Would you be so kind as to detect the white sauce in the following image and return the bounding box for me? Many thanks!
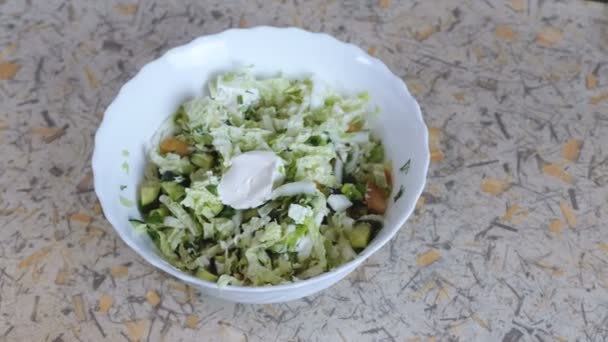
[218,151,284,209]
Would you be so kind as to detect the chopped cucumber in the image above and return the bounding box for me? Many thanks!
[140,180,160,207]
[206,184,218,196]
[160,181,185,201]
[195,268,218,282]
[147,206,169,224]
[341,183,364,201]
[347,203,368,219]
[191,153,215,169]
[144,162,159,181]
[217,206,236,219]
[242,208,258,222]
[348,223,372,249]
[368,144,384,163]
[129,220,148,234]
[192,133,213,145]
[190,168,208,182]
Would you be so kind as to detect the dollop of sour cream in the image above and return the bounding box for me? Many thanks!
[218,151,285,209]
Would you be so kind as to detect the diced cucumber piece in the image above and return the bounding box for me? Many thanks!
[217,206,236,219]
[347,203,368,219]
[206,184,218,196]
[368,144,384,163]
[191,153,215,169]
[143,162,159,181]
[190,168,208,182]
[160,182,185,201]
[242,208,258,222]
[341,183,365,201]
[147,207,169,224]
[195,268,218,282]
[348,223,372,249]
[140,180,160,207]
[192,133,213,145]
[129,220,148,234]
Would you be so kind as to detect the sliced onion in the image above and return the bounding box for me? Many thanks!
[334,157,344,185]
[329,131,342,143]
[295,236,313,259]
[215,261,225,274]
[336,144,349,162]
[345,143,360,174]
[262,114,275,132]
[327,194,353,212]
[345,131,370,144]
[339,237,357,261]
[357,214,385,225]
[314,210,326,226]
[195,255,210,267]
[270,181,317,199]
[219,240,233,251]
[258,201,279,217]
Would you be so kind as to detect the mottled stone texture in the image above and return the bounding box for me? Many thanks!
[1,0,607,341]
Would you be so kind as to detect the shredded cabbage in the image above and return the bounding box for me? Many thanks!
[181,181,224,220]
[134,70,391,286]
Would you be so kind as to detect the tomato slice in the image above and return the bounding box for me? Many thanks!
[160,137,190,156]
[366,182,387,214]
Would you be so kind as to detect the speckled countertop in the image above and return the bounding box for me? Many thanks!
[1,0,608,341]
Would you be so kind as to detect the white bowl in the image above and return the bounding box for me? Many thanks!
[93,27,429,304]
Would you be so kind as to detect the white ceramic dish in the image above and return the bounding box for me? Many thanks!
[93,27,429,304]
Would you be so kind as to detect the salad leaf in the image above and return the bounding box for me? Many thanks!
[288,204,313,224]
[183,98,228,131]
[150,150,192,174]
[202,217,236,240]
[159,195,201,236]
[181,181,224,220]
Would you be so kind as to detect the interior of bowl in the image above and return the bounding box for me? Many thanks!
[93,27,429,292]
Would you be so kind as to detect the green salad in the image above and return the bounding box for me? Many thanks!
[132,70,392,286]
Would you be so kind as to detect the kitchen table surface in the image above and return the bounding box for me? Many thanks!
[1,0,607,341]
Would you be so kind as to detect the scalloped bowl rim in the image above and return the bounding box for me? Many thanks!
[93,26,429,295]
